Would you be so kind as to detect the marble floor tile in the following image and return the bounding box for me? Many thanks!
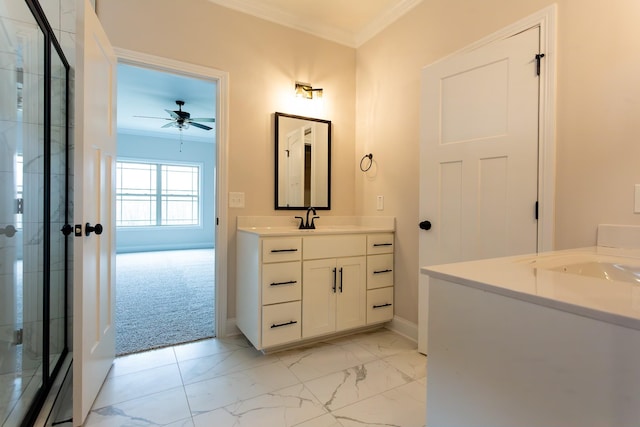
[292,412,345,427]
[383,350,427,380]
[107,346,177,378]
[86,329,426,427]
[304,359,412,411]
[93,363,183,409]
[192,384,326,427]
[278,341,377,382]
[185,361,299,415]
[178,346,278,385]
[166,418,195,427]
[173,335,251,362]
[351,330,418,358]
[332,380,426,427]
[85,387,192,427]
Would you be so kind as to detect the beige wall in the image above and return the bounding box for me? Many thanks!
[96,0,357,320]
[98,0,640,328]
[357,0,640,324]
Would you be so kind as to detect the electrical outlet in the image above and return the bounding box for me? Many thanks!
[376,195,384,211]
[229,192,245,208]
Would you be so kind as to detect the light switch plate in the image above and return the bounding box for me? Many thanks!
[229,192,245,208]
[376,195,384,211]
[635,185,640,213]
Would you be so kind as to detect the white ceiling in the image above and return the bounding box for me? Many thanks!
[117,63,217,143]
[117,1,422,142]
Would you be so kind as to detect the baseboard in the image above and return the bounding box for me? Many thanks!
[224,317,241,337]
[385,315,418,343]
[225,316,417,344]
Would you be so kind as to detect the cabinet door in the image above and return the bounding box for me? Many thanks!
[302,258,337,338]
[336,256,367,331]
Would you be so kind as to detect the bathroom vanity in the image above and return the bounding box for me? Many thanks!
[236,216,395,351]
[421,224,640,427]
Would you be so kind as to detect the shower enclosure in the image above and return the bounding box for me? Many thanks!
[1,1,70,425]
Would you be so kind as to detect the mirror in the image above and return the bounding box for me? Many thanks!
[275,112,331,210]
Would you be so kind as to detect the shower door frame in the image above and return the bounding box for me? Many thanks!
[12,1,71,426]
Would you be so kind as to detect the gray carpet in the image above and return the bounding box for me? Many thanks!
[115,249,215,355]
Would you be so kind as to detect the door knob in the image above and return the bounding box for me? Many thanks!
[0,225,17,238]
[419,220,432,231]
[61,224,73,236]
[85,222,103,236]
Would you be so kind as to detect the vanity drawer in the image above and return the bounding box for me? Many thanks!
[262,301,301,348]
[262,262,301,305]
[367,233,394,255]
[303,234,366,260]
[262,237,302,263]
[367,287,394,324]
[367,254,394,289]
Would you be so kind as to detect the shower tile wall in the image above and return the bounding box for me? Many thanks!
[0,1,76,425]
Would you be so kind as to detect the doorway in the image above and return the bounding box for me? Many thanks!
[114,62,218,355]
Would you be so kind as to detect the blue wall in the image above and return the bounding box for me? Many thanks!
[116,133,215,253]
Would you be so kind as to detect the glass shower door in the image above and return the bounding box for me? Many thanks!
[1,1,70,424]
[1,1,56,425]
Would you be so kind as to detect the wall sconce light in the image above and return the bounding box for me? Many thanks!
[295,82,323,99]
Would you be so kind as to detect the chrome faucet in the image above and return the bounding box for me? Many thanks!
[295,207,319,230]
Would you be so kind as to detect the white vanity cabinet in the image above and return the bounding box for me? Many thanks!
[366,233,395,324]
[236,224,394,351]
[236,233,303,350]
[302,234,368,338]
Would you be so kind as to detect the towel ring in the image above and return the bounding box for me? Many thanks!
[360,153,373,172]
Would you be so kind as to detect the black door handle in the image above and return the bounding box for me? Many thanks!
[419,220,432,231]
[61,224,73,236]
[85,223,103,236]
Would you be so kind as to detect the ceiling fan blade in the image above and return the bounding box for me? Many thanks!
[190,122,213,131]
[133,115,171,120]
[189,118,215,122]
[161,121,178,128]
[165,109,180,120]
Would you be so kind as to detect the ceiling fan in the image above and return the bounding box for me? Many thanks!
[135,100,215,131]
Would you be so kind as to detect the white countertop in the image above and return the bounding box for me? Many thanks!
[421,246,640,331]
[237,216,395,236]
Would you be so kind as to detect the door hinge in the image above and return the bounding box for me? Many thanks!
[535,53,545,76]
[216,217,219,226]
[16,198,23,214]
[13,328,23,345]
[535,201,539,220]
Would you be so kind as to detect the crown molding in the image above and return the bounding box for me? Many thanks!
[206,0,423,48]
[355,0,423,47]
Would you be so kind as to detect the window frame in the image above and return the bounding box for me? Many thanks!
[115,158,204,229]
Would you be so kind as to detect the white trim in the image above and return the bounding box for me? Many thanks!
[385,316,418,343]
[422,4,557,252]
[225,317,241,337]
[356,0,424,47]
[113,48,230,337]
[205,0,423,48]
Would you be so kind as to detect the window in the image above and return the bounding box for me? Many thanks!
[116,161,200,227]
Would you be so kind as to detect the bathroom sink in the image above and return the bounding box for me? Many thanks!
[547,261,640,284]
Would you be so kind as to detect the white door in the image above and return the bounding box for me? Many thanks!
[286,128,305,207]
[418,27,541,353]
[72,0,117,424]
